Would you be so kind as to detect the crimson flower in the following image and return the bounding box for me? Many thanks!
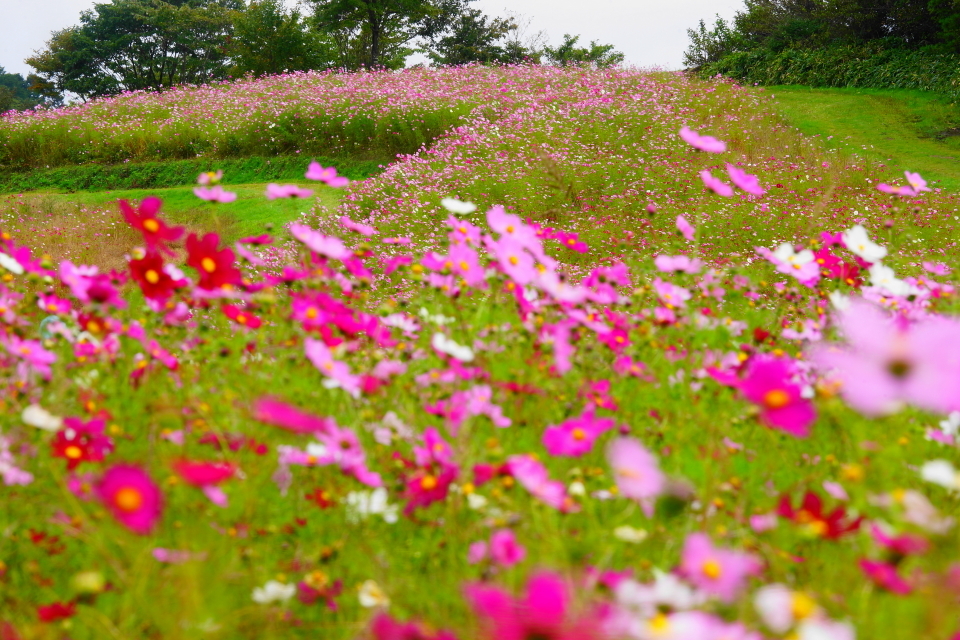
[129,252,180,301]
[51,418,114,470]
[777,491,862,539]
[185,233,242,290]
[222,304,262,328]
[37,601,76,622]
[119,197,183,254]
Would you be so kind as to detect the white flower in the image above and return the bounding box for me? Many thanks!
[431,333,474,362]
[754,584,820,633]
[939,412,960,437]
[868,263,913,297]
[797,618,856,640]
[0,253,23,275]
[418,307,453,326]
[613,525,648,543]
[568,480,586,496]
[22,404,62,432]
[773,243,815,269]
[828,290,850,311]
[920,459,960,491]
[252,580,296,604]
[358,579,390,608]
[345,488,398,523]
[616,570,704,618]
[842,225,887,263]
[466,492,488,510]
[440,198,476,215]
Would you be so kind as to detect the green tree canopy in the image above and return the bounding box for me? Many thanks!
[229,0,335,76]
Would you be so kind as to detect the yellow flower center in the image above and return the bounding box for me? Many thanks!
[572,428,586,441]
[143,219,159,233]
[201,257,217,273]
[306,307,318,319]
[114,487,144,512]
[791,592,816,619]
[144,269,160,284]
[648,613,670,634]
[64,445,83,459]
[420,475,438,490]
[508,255,519,266]
[763,389,790,409]
[702,560,722,579]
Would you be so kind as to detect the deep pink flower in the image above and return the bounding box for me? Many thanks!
[700,170,734,196]
[860,559,912,594]
[675,215,695,241]
[305,162,350,187]
[738,356,816,437]
[542,410,615,457]
[726,164,766,196]
[369,613,457,640]
[489,529,526,567]
[812,299,960,415]
[253,397,332,435]
[339,216,377,235]
[222,304,262,329]
[877,183,916,197]
[506,455,576,512]
[679,533,761,602]
[868,523,929,556]
[172,460,235,507]
[465,572,607,640]
[305,338,362,397]
[289,224,353,260]
[679,126,726,153]
[266,183,313,199]
[96,464,163,535]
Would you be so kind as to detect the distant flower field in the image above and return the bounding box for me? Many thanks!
[0,65,959,640]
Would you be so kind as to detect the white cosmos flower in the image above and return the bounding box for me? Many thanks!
[345,488,398,523]
[868,263,913,297]
[0,253,23,275]
[939,412,960,437]
[613,525,648,543]
[773,243,815,269]
[828,291,850,311]
[921,460,960,491]
[358,580,390,608]
[440,198,477,215]
[252,580,296,604]
[418,307,453,326]
[431,333,474,362]
[22,404,62,432]
[842,225,887,263]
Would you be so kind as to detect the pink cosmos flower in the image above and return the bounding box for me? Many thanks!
[193,185,237,203]
[653,278,691,308]
[876,183,916,197]
[172,460,235,507]
[59,261,126,308]
[738,355,816,438]
[506,455,576,512]
[489,529,526,567]
[96,464,163,535]
[266,183,313,200]
[654,255,702,273]
[448,242,487,288]
[679,533,762,602]
[288,224,353,260]
[811,299,960,415]
[3,335,56,380]
[606,436,664,509]
[726,164,766,196]
[465,571,607,640]
[613,355,651,379]
[489,236,537,285]
[487,205,540,248]
[253,397,332,435]
[675,215,695,241]
[679,126,727,153]
[305,338,362,397]
[904,171,931,193]
[868,523,929,556]
[305,162,350,187]
[339,216,377,236]
[700,170,734,196]
[542,410,615,457]
[197,170,223,186]
[38,293,71,315]
[859,559,912,594]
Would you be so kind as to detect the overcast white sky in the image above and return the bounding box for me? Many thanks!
[0,0,744,77]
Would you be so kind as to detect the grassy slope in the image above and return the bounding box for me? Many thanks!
[768,85,960,190]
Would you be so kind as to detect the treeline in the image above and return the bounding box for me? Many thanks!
[15,0,623,106]
[684,0,960,94]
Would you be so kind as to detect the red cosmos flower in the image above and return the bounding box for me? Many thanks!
[119,197,183,255]
[222,304,262,328]
[306,487,336,509]
[185,233,242,290]
[37,601,76,622]
[51,418,114,470]
[129,253,180,301]
[777,491,862,539]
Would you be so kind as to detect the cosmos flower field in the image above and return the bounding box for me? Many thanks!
[1,65,960,639]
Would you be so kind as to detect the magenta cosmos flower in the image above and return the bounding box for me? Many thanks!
[812,299,960,415]
[726,163,766,196]
[305,161,350,187]
[96,464,163,535]
[305,338,362,397]
[542,410,615,457]
[679,126,727,153]
[679,533,761,602]
[465,572,608,640]
[194,185,237,203]
[700,170,734,196]
[506,455,576,512]
[738,355,816,438]
[266,183,313,200]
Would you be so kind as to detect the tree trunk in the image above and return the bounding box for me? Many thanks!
[369,10,380,68]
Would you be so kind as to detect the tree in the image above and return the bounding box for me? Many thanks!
[541,34,624,68]
[308,0,453,68]
[229,0,335,76]
[421,8,516,65]
[27,0,240,99]
[0,67,50,111]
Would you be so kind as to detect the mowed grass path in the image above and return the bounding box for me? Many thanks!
[769,85,960,190]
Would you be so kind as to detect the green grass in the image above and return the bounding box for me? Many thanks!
[768,85,960,190]
[0,155,384,195]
